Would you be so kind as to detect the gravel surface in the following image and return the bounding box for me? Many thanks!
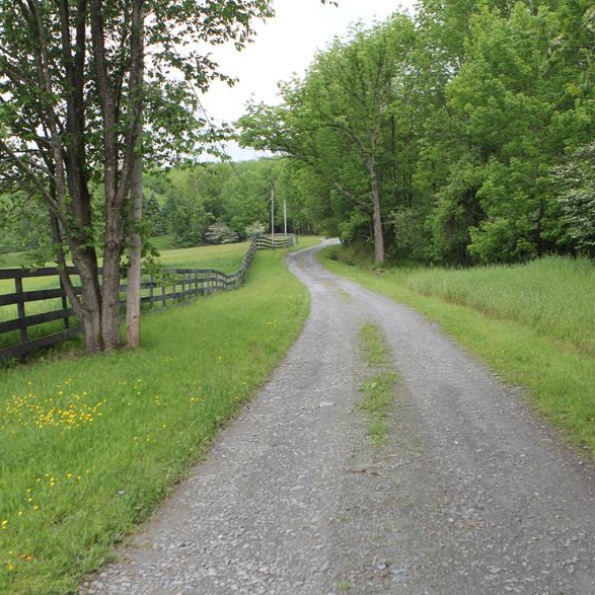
[81,241,595,594]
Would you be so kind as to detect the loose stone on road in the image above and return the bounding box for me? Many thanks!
[82,241,595,594]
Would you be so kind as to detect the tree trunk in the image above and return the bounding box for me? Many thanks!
[80,306,104,353]
[72,253,104,352]
[126,154,143,348]
[368,155,385,265]
[371,183,385,265]
[126,1,144,349]
[50,212,102,352]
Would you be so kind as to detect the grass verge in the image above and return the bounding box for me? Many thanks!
[0,245,312,595]
[320,247,595,456]
[357,322,397,445]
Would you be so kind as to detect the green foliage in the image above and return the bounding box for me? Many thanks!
[167,195,214,248]
[143,191,167,236]
[552,141,595,257]
[239,0,595,266]
[388,206,428,262]
[239,14,418,263]
[338,210,370,244]
[144,159,304,247]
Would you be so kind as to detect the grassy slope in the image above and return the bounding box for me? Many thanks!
[156,240,251,272]
[0,239,319,594]
[319,248,595,456]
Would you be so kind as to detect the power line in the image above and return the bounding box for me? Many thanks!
[170,44,252,192]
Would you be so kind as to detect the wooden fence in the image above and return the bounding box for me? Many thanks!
[255,233,297,250]
[0,234,296,363]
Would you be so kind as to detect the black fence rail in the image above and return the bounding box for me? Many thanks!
[0,234,297,362]
[0,266,81,361]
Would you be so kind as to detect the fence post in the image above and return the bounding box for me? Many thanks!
[59,277,70,330]
[15,276,28,346]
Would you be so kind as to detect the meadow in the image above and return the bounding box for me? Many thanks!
[0,238,318,594]
[320,248,595,455]
[154,238,250,272]
[405,256,595,356]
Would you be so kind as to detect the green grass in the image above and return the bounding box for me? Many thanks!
[0,245,312,594]
[320,248,595,455]
[358,322,390,368]
[155,241,250,272]
[0,242,253,352]
[405,255,595,356]
[357,322,397,445]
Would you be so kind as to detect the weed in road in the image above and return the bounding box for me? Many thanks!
[358,322,390,368]
[357,322,397,445]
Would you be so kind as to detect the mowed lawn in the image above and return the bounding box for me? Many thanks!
[0,238,319,595]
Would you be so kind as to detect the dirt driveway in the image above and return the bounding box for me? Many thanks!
[82,241,595,594]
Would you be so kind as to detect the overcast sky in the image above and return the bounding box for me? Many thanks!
[199,0,417,160]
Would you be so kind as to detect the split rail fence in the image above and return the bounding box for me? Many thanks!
[0,234,297,362]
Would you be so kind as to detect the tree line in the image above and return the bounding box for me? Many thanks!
[238,0,595,265]
[1,158,306,259]
[143,159,312,247]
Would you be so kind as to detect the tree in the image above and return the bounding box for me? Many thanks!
[0,0,273,352]
[239,15,417,264]
[552,141,595,257]
[444,4,590,263]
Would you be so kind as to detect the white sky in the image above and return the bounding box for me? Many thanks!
[199,0,417,160]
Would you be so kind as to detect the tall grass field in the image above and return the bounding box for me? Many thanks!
[0,239,318,594]
[406,256,595,356]
[320,248,595,456]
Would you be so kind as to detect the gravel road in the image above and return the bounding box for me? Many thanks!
[81,240,595,595]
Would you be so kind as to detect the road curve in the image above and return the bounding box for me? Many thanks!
[82,241,595,595]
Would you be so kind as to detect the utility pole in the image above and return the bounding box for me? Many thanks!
[270,183,275,247]
[283,197,287,236]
